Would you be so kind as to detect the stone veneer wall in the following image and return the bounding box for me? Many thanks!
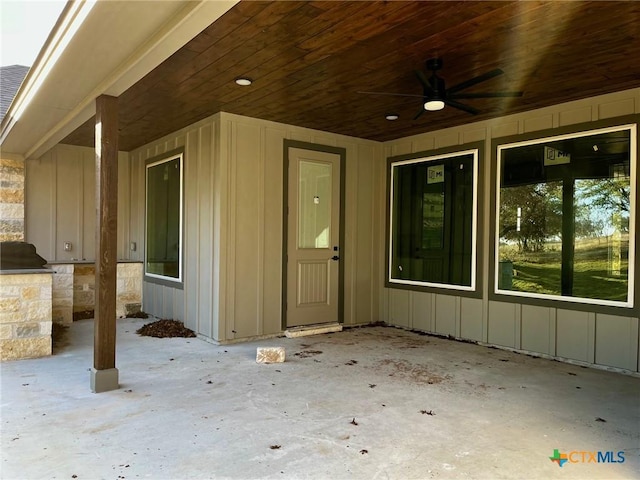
[73,264,95,314]
[0,156,25,241]
[116,263,143,318]
[49,262,143,323]
[51,264,73,325]
[0,272,52,361]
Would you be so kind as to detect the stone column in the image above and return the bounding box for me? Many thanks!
[0,272,52,361]
[0,155,25,241]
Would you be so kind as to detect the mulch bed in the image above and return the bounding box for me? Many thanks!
[136,319,196,338]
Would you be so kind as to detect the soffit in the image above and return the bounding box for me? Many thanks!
[1,0,238,158]
[44,1,640,151]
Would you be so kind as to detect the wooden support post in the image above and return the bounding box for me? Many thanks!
[91,95,119,393]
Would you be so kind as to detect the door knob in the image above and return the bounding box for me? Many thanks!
[331,255,340,261]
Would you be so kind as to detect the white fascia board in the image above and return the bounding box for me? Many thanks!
[0,0,238,159]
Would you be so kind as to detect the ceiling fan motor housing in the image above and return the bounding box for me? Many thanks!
[428,75,445,96]
[426,58,443,71]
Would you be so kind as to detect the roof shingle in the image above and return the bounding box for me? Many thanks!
[0,65,30,123]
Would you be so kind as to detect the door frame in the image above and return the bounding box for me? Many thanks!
[282,140,346,330]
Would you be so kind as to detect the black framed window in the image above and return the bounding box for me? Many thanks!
[496,124,636,307]
[388,147,479,291]
[145,152,183,284]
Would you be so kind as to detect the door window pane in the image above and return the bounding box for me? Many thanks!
[298,160,332,249]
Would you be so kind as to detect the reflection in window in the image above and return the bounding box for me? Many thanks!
[422,191,444,249]
[389,148,478,289]
[497,125,635,306]
[146,153,182,282]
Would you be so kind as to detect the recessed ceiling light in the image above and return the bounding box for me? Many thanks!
[235,78,252,86]
[385,114,399,121]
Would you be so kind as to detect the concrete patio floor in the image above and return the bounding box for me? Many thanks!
[1,318,639,480]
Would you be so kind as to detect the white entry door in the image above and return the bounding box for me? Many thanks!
[286,147,341,327]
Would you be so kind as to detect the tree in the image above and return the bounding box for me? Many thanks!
[577,176,630,233]
[499,182,562,252]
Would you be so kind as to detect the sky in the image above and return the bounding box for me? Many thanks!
[1,0,66,67]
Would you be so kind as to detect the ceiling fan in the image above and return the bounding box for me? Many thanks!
[360,58,523,119]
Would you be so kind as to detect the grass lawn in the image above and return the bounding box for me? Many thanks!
[501,239,629,302]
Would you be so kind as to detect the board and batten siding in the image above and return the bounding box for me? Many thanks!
[127,115,221,336]
[380,88,640,373]
[129,112,383,342]
[25,144,130,263]
[23,88,638,372]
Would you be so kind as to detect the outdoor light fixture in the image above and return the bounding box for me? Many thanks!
[235,77,252,86]
[385,114,399,121]
[424,100,445,111]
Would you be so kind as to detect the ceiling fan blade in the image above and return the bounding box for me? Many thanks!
[447,68,504,94]
[357,91,425,98]
[444,99,479,115]
[414,70,435,96]
[450,91,523,99]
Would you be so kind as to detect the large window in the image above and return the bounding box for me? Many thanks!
[496,124,636,307]
[145,151,183,284]
[388,146,479,291]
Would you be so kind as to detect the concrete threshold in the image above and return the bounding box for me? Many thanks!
[285,322,343,338]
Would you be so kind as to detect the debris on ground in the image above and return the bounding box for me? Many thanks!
[270,445,281,450]
[367,321,388,327]
[293,350,322,358]
[595,417,607,422]
[345,359,358,365]
[420,410,435,416]
[73,310,94,321]
[127,310,149,319]
[136,319,196,338]
[256,347,286,363]
[360,449,368,454]
[350,418,358,426]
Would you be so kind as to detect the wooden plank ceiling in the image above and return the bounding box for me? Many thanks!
[62,0,640,151]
